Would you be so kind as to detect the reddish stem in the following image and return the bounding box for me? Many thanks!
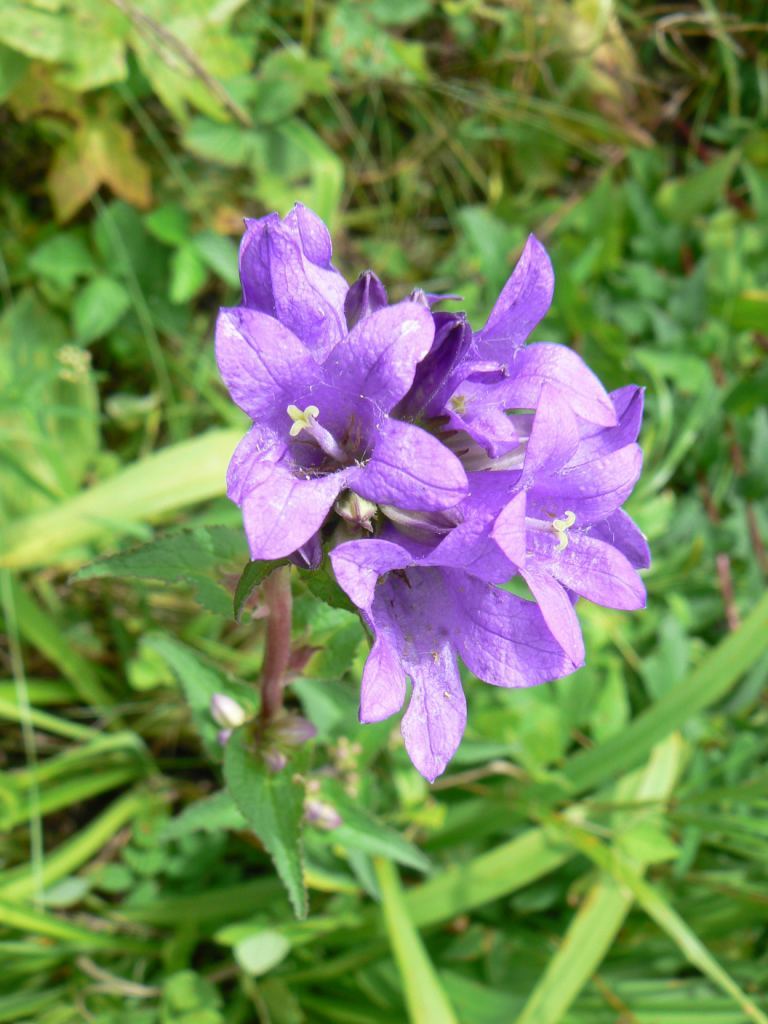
[259,567,293,723]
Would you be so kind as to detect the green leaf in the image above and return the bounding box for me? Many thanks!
[564,588,768,795]
[0,428,241,570]
[234,559,287,622]
[170,243,209,303]
[0,42,28,102]
[74,525,246,616]
[319,780,431,873]
[233,929,291,976]
[144,203,190,246]
[224,729,308,918]
[145,633,253,758]
[72,275,131,343]
[375,857,459,1024]
[0,6,67,61]
[192,231,240,287]
[298,563,356,614]
[656,150,741,223]
[28,231,97,291]
[162,790,246,841]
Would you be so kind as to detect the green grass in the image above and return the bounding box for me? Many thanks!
[1,2,768,1022]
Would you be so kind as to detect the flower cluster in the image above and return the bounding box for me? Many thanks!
[216,204,648,781]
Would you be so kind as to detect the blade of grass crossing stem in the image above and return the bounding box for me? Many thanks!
[515,734,685,1024]
[550,821,768,1024]
[375,858,459,1024]
[0,429,241,570]
[564,588,768,794]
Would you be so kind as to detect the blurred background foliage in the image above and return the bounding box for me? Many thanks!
[1,1,768,1021]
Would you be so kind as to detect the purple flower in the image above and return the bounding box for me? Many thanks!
[216,299,468,560]
[330,533,579,782]
[487,384,649,664]
[238,204,349,359]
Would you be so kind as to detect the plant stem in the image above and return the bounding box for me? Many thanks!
[259,567,293,723]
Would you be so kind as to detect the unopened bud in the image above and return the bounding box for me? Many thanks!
[210,693,248,729]
[275,715,317,747]
[335,492,377,532]
[264,749,288,773]
[305,799,342,831]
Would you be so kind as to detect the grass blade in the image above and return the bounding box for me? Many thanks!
[375,857,459,1024]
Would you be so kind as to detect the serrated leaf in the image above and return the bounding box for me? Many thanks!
[74,525,246,616]
[161,790,246,841]
[224,729,308,918]
[298,563,356,613]
[234,559,287,622]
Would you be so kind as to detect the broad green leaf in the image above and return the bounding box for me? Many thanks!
[72,275,131,342]
[144,203,190,246]
[0,42,28,102]
[0,429,241,570]
[0,6,67,61]
[233,929,291,976]
[75,525,246,616]
[27,231,97,290]
[375,857,459,1024]
[192,231,240,287]
[224,729,308,919]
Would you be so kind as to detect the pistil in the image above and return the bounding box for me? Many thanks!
[287,404,347,462]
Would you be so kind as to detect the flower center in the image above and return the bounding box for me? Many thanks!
[551,510,576,551]
[286,404,347,463]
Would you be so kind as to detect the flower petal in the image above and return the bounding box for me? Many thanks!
[401,643,466,783]
[490,490,528,567]
[474,235,554,360]
[521,567,585,666]
[226,425,285,505]
[240,462,348,560]
[449,571,580,686]
[239,210,347,358]
[588,509,650,569]
[528,444,643,524]
[520,384,580,486]
[352,418,468,511]
[360,633,408,724]
[573,386,644,461]
[502,343,617,427]
[330,538,412,611]
[215,307,313,421]
[324,301,435,411]
[527,529,646,610]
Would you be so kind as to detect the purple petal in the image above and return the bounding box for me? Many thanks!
[344,270,388,329]
[573,386,644,461]
[324,301,435,411]
[528,444,643,524]
[226,425,286,505]
[216,307,313,421]
[520,384,580,486]
[450,571,580,686]
[474,235,554,360]
[446,384,526,458]
[588,509,650,569]
[502,343,617,427]
[352,418,468,511]
[360,634,408,723]
[490,490,527,567]
[330,538,412,611]
[398,312,474,418]
[240,462,349,560]
[239,209,347,358]
[401,644,466,783]
[521,567,585,666]
[527,529,646,610]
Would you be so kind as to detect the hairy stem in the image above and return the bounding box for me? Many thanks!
[259,567,293,723]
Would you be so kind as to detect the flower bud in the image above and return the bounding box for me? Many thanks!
[335,492,377,532]
[305,799,342,831]
[275,715,317,746]
[344,270,388,329]
[210,693,248,729]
